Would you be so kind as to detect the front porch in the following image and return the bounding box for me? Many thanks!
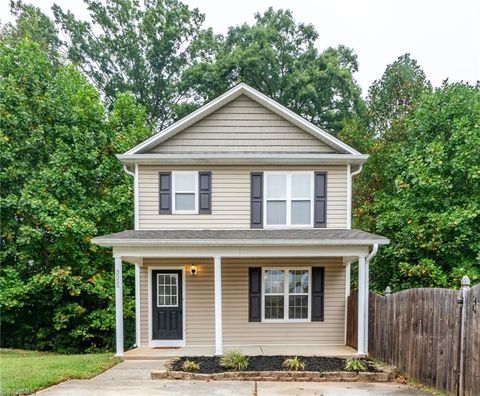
[123,345,358,360]
[90,229,390,358]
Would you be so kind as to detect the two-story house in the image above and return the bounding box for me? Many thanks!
[92,83,389,359]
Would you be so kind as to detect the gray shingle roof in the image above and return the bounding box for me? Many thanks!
[92,229,389,246]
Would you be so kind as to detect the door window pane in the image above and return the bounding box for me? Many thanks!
[175,173,195,191]
[157,273,178,307]
[291,174,311,198]
[291,201,310,224]
[265,295,284,319]
[175,193,195,211]
[266,174,287,198]
[266,201,286,225]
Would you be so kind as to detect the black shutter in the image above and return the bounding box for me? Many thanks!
[251,172,263,228]
[158,172,172,214]
[248,267,262,322]
[198,172,212,214]
[314,172,327,228]
[311,267,325,321]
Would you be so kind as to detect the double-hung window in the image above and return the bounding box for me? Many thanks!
[264,172,313,227]
[263,268,311,321]
[172,172,198,214]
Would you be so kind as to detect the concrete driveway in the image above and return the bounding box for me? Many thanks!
[35,360,432,396]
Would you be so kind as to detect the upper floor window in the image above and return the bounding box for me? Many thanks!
[172,172,198,214]
[264,172,313,227]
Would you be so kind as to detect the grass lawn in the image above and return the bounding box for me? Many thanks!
[0,348,120,396]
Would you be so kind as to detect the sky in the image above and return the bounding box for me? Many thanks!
[1,0,479,95]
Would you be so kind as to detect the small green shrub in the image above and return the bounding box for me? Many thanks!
[182,359,200,372]
[344,358,367,372]
[282,356,305,371]
[219,351,249,371]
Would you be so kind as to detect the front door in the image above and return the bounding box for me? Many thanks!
[152,270,183,340]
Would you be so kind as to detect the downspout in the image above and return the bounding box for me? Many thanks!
[364,243,378,354]
[347,164,363,229]
[123,164,135,177]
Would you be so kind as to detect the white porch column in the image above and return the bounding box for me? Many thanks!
[364,260,369,354]
[114,256,124,356]
[357,256,366,355]
[135,263,141,347]
[214,256,223,355]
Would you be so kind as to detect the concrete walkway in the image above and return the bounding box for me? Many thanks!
[35,361,432,396]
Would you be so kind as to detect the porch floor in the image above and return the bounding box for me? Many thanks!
[123,345,357,360]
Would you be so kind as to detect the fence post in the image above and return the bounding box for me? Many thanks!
[458,275,470,396]
[385,286,392,296]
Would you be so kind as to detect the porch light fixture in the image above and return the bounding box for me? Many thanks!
[190,265,198,276]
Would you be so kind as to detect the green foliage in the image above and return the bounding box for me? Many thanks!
[182,359,200,372]
[0,37,150,352]
[344,358,367,372]
[182,8,364,135]
[219,351,249,371]
[52,0,206,129]
[0,348,120,395]
[361,82,480,291]
[282,356,305,371]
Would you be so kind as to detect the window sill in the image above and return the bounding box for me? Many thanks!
[261,319,311,324]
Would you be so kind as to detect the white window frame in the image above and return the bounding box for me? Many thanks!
[172,171,198,214]
[156,273,179,307]
[263,171,314,228]
[261,267,312,323]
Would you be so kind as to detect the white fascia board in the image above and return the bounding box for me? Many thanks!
[124,83,361,156]
[117,153,369,166]
[92,237,389,247]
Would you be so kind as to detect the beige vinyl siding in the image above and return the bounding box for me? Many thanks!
[149,95,336,154]
[138,165,348,229]
[139,257,345,347]
[222,258,345,345]
[139,258,215,346]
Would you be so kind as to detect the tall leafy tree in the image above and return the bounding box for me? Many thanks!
[52,0,207,129]
[0,36,150,351]
[372,83,480,290]
[182,8,364,135]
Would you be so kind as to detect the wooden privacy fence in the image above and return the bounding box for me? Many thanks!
[347,282,480,396]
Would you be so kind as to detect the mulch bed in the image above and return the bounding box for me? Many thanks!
[170,356,378,374]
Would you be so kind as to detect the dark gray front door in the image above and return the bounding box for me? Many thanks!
[152,270,183,340]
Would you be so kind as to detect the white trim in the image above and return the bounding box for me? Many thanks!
[357,256,366,355]
[124,83,361,156]
[114,256,124,356]
[113,245,371,259]
[214,256,223,355]
[147,266,186,348]
[344,262,351,345]
[134,163,139,230]
[93,238,389,247]
[172,171,198,214]
[135,264,141,347]
[118,153,369,166]
[263,172,314,228]
[261,267,312,323]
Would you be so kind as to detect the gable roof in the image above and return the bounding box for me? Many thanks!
[124,83,362,156]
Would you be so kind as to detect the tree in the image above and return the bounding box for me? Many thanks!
[52,0,207,129]
[0,37,150,351]
[367,53,432,137]
[369,83,480,290]
[182,8,365,135]
[2,1,62,61]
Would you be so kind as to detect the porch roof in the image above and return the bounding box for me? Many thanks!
[92,229,389,247]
